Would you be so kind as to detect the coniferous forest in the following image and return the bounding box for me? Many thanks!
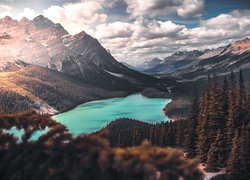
[0,70,249,180]
[97,70,250,179]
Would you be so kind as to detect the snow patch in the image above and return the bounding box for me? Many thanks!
[105,70,124,78]
[37,101,58,115]
[105,70,140,84]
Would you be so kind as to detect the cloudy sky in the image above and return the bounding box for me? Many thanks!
[0,0,250,65]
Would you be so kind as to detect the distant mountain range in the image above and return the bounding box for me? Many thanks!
[133,38,250,79]
[170,38,250,82]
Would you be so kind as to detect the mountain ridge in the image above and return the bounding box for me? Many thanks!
[137,38,250,76]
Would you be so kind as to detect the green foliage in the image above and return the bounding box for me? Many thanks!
[184,85,200,158]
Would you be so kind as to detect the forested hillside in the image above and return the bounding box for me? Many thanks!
[0,65,126,114]
[98,71,250,179]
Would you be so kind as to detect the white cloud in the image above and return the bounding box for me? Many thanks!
[0,2,248,65]
[17,8,38,20]
[94,18,187,64]
[177,0,204,18]
[44,0,107,35]
[125,0,179,18]
[0,4,12,18]
[125,0,204,18]
[0,5,37,20]
[0,4,12,11]
[93,10,250,65]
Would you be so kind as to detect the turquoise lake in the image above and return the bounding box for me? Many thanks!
[3,127,48,142]
[53,94,171,136]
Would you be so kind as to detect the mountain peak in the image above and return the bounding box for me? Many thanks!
[33,15,56,28]
[230,38,250,53]
[33,15,46,21]
[2,16,12,21]
[19,17,29,24]
[32,15,68,35]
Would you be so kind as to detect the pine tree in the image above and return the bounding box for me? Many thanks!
[196,89,210,161]
[227,70,237,147]
[237,124,250,180]
[227,130,241,179]
[175,121,182,147]
[207,130,227,167]
[234,70,246,131]
[159,124,166,146]
[196,92,206,137]
[149,127,155,145]
[185,85,199,158]
[244,84,250,127]
[207,75,223,147]
[221,77,229,130]
[227,125,250,180]
[165,121,175,147]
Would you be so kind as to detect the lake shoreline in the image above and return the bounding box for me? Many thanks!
[52,94,172,135]
[50,88,172,116]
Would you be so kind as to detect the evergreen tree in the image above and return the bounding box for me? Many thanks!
[185,85,199,158]
[234,70,246,131]
[207,130,227,167]
[165,121,176,147]
[244,84,250,127]
[227,130,241,179]
[196,88,210,161]
[176,121,184,148]
[237,124,250,180]
[227,125,250,180]
[196,92,206,137]
[221,77,229,130]
[159,124,166,146]
[207,75,223,148]
[227,70,237,146]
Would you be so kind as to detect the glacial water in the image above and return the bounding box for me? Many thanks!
[3,127,48,142]
[52,94,171,136]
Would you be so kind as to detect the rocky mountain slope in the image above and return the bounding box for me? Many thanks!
[142,51,204,75]
[170,38,250,81]
[0,15,180,114]
[0,15,168,93]
[141,38,250,77]
[0,62,126,114]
